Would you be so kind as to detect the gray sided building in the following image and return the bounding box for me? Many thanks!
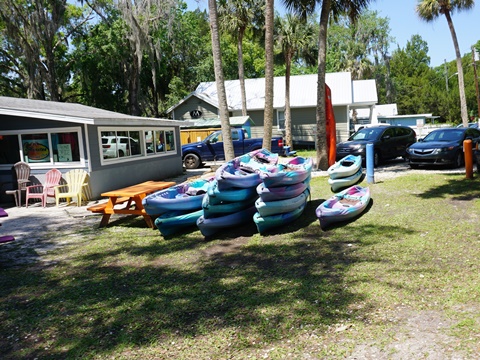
[168,72,378,146]
[0,97,186,203]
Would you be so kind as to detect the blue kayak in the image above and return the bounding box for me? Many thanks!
[202,193,257,219]
[143,177,213,215]
[207,179,258,205]
[196,205,257,237]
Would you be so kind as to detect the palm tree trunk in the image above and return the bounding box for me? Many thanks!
[262,0,274,151]
[444,10,468,126]
[315,0,330,171]
[285,51,292,149]
[238,27,248,116]
[208,0,234,160]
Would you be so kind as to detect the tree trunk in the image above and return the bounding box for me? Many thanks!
[262,0,274,151]
[315,0,330,171]
[208,0,234,160]
[238,27,248,116]
[285,51,292,149]
[444,10,468,126]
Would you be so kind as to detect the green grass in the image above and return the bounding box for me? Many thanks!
[1,172,480,359]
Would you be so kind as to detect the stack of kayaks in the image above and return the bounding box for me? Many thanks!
[196,148,279,237]
[142,177,213,236]
[315,185,370,230]
[253,157,313,234]
[327,155,363,192]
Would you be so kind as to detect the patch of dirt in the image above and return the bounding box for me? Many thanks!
[346,307,469,360]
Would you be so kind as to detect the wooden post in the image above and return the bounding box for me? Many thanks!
[464,139,473,179]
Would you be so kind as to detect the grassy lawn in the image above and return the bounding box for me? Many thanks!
[1,171,480,359]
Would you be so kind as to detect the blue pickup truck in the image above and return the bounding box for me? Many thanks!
[181,128,284,169]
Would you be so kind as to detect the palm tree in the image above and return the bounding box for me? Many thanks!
[275,13,316,150]
[208,0,235,161]
[283,0,372,170]
[262,0,275,151]
[416,0,473,127]
[218,0,263,116]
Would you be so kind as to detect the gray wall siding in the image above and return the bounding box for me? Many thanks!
[88,157,183,199]
[174,98,219,120]
[246,110,267,127]
[86,125,183,199]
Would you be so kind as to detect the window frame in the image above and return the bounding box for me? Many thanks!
[0,127,85,170]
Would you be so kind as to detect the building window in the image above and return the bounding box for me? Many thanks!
[101,127,176,163]
[277,110,285,130]
[0,128,83,168]
[101,131,141,159]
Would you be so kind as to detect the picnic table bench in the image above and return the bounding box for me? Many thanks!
[87,181,175,228]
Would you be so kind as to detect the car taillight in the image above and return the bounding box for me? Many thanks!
[278,139,283,148]
[103,145,111,149]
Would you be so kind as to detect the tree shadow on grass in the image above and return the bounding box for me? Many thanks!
[0,207,417,360]
[414,174,480,200]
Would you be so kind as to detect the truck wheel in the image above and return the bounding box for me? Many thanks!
[184,153,201,169]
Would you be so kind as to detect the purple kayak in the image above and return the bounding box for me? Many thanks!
[260,157,313,187]
[215,149,278,190]
[256,177,310,202]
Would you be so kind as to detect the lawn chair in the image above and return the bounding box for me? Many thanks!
[54,169,88,206]
[5,161,31,207]
[25,168,62,207]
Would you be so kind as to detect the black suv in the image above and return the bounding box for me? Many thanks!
[336,125,417,167]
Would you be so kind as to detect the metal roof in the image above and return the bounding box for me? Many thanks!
[352,79,378,105]
[169,72,376,114]
[0,96,187,126]
[355,104,398,119]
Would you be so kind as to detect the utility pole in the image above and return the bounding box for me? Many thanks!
[444,59,449,92]
[472,47,480,119]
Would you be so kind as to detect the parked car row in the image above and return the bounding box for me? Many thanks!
[336,124,480,170]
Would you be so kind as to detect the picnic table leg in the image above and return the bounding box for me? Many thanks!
[143,215,155,229]
[99,197,117,227]
[133,195,155,229]
[99,214,112,227]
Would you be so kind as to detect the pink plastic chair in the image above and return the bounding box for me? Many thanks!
[26,168,62,207]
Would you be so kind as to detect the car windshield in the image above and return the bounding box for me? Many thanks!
[349,127,384,141]
[423,130,463,142]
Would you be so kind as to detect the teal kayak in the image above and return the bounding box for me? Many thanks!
[255,188,310,217]
[154,209,204,236]
[253,202,307,234]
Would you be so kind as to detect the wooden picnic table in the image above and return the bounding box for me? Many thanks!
[87,180,175,228]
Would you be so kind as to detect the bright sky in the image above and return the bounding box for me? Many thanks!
[370,0,479,68]
[186,0,479,68]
